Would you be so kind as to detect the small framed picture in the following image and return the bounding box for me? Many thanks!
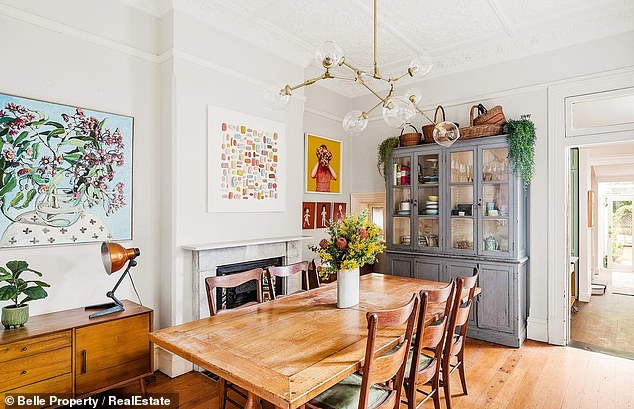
[305,134,343,194]
[333,202,347,223]
[316,202,332,228]
[302,202,316,230]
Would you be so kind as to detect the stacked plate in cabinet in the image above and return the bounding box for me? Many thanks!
[423,196,439,215]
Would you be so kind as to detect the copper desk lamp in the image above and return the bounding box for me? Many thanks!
[86,242,140,319]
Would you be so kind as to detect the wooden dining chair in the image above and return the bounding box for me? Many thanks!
[403,282,455,409]
[312,258,333,285]
[441,269,479,409]
[204,267,265,316]
[307,294,419,409]
[204,267,265,409]
[267,261,310,300]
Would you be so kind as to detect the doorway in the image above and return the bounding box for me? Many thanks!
[568,143,634,359]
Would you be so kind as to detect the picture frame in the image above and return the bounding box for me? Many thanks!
[316,202,332,228]
[207,106,286,213]
[333,202,347,223]
[0,92,133,248]
[302,202,316,230]
[305,133,342,194]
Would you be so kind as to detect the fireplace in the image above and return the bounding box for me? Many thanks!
[186,235,308,319]
[215,257,283,310]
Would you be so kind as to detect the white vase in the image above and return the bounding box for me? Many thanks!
[337,267,360,308]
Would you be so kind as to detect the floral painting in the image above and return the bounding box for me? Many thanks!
[0,93,133,248]
[208,106,286,212]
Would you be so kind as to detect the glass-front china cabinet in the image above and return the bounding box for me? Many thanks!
[386,135,528,347]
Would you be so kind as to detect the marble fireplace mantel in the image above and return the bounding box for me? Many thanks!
[185,236,311,320]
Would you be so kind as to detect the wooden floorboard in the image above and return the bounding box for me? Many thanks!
[110,338,634,409]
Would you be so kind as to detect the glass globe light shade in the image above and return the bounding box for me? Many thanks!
[314,41,344,69]
[382,96,416,129]
[404,88,423,105]
[408,56,434,78]
[342,110,368,135]
[432,121,460,147]
[263,87,291,110]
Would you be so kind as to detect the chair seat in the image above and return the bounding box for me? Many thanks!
[309,373,390,409]
[404,350,434,377]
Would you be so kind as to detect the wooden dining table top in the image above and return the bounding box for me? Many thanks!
[149,273,480,409]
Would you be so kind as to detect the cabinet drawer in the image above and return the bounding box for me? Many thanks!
[0,331,71,363]
[0,347,71,392]
[75,314,151,396]
[1,373,72,404]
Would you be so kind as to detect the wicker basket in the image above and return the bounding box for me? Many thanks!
[399,124,422,147]
[421,106,444,144]
[460,105,504,140]
[472,104,506,126]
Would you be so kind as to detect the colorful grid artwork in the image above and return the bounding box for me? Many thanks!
[220,123,280,201]
[208,106,286,213]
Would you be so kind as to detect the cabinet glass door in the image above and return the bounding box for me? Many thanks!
[417,152,441,250]
[481,147,510,255]
[449,150,475,253]
[391,155,412,247]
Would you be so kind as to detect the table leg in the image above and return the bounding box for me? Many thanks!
[244,392,262,409]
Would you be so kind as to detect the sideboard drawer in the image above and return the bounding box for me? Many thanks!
[0,331,71,363]
[0,346,71,392]
[1,373,72,408]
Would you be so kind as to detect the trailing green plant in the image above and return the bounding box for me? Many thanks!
[506,114,536,189]
[377,136,400,181]
[0,261,49,308]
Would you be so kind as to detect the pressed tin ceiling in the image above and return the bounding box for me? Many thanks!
[125,0,634,97]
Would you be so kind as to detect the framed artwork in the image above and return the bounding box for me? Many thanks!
[302,202,315,230]
[0,92,133,248]
[333,202,347,223]
[208,106,286,213]
[305,133,342,194]
[316,202,331,229]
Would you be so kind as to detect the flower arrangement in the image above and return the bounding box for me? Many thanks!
[310,210,385,278]
[0,103,126,221]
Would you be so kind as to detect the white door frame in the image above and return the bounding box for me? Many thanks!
[547,68,634,345]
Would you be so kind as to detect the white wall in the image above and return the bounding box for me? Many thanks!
[0,1,161,319]
[162,11,306,326]
[347,30,634,342]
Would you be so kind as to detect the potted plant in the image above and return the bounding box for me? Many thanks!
[0,260,49,329]
[506,114,536,189]
[377,136,400,181]
[310,211,384,308]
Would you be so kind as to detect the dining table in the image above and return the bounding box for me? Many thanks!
[149,273,480,409]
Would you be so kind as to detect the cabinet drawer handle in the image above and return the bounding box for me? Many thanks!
[21,370,27,375]
[81,350,87,374]
[21,347,28,352]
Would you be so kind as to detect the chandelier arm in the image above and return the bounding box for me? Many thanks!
[283,73,329,94]
[414,105,436,125]
[330,75,358,82]
[341,59,364,76]
[365,99,385,116]
[359,80,388,103]
[373,0,379,78]
[390,71,411,82]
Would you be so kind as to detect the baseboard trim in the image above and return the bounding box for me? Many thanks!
[578,290,592,302]
[157,347,193,378]
[527,317,548,343]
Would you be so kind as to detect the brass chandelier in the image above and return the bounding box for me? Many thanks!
[265,0,460,146]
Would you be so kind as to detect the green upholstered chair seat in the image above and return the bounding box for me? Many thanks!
[309,373,390,409]
[404,350,434,376]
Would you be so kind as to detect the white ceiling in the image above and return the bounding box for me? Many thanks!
[125,0,634,97]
